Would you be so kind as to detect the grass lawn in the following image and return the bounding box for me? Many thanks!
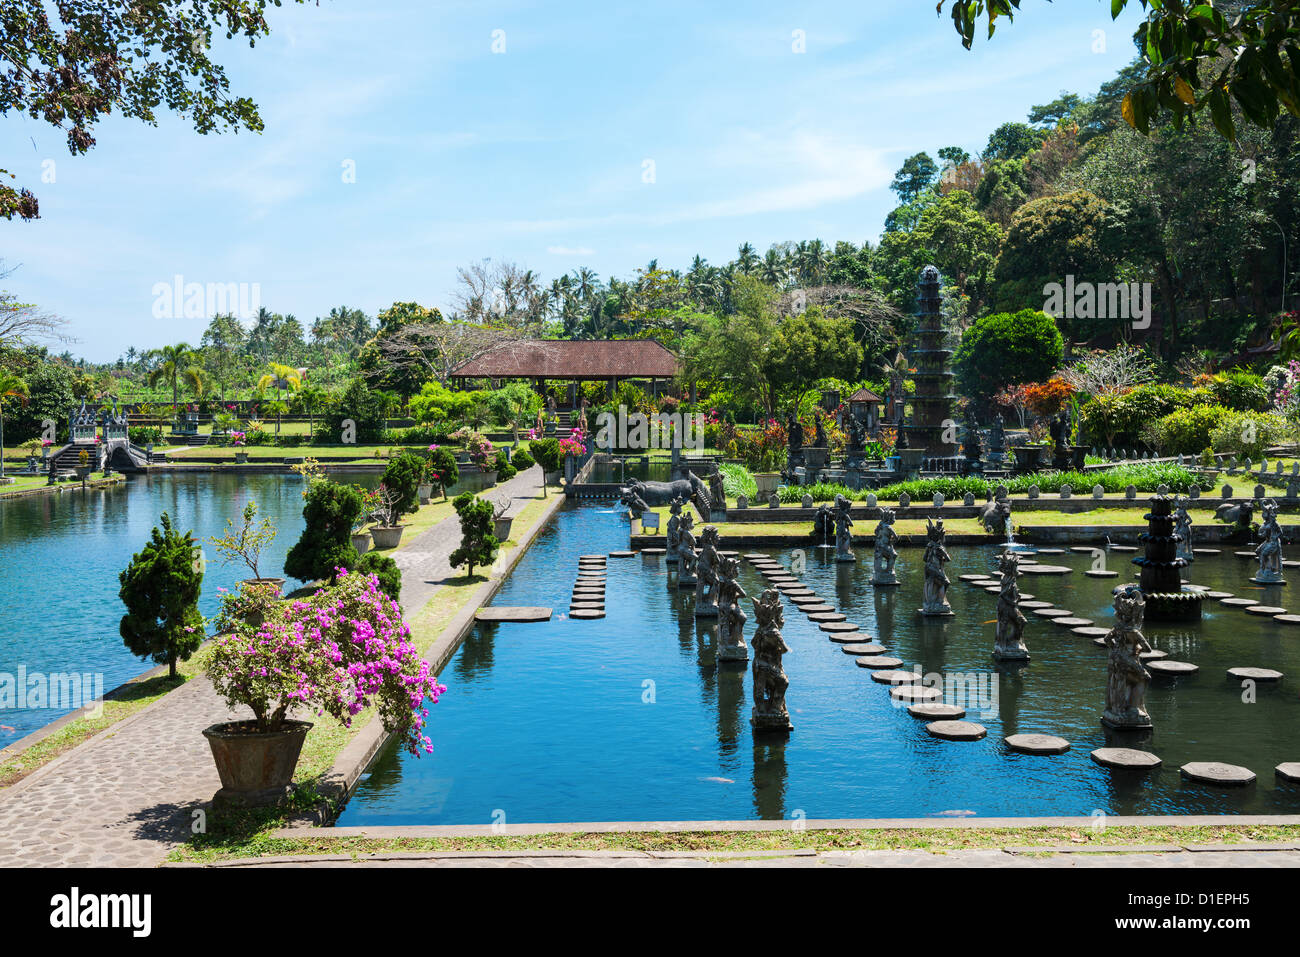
[0,474,55,495]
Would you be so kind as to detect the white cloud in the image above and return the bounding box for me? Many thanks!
[547,246,596,256]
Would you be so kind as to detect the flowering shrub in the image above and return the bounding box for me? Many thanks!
[230,430,247,448]
[207,570,445,755]
[558,427,586,458]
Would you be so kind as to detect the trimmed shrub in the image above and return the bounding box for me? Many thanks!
[510,448,535,471]
[356,552,401,601]
[118,512,204,678]
[1142,404,1233,456]
[284,481,362,584]
[381,450,425,516]
[1208,411,1298,459]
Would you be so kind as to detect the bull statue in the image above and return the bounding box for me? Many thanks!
[1214,500,1255,529]
[979,498,1012,536]
[621,472,710,517]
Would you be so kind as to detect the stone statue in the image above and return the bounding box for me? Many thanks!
[920,518,953,616]
[620,474,709,516]
[534,405,546,437]
[1253,498,1286,584]
[1174,496,1194,564]
[577,397,590,434]
[695,525,721,616]
[846,415,867,468]
[811,417,827,449]
[833,493,855,562]
[992,551,1030,660]
[665,496,684,564]
[676,510,698,585]
[1050,409,1072,469]
[716,555,749,662]
[979,498,1012,536]
[1101,584,1153,730]
[962,411,983,474]
[871,507,900,585]
[708,470,725,513]
[987,413,1006,464]
[750,588,792,731]
[812,502,834,545]
[786,411,804,462]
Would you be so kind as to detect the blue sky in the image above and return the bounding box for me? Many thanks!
[2,0,1146,361]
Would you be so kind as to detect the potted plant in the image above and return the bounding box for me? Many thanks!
[118,512,206,678]
[351,486,378,553]
[231,430,249,463]
[559,432,586,484]
[368,483,407,548]
[208,499,283,595]
[203,569,446,807]
[76,447,92,481]
[530,437,563,495]
[425,444,459,500]
[492,496,514,541]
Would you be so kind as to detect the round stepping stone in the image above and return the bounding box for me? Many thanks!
[1035,547,1065,555]
[1020,600,1054,609]
[1276,763,1300,783]
[840,642,887,656]
[577,572,605,579]
[1180,762,1256,786]
[573,586,605,595]
[1148,660,1198,677]
[1032,607,1072,618]
[1005,733,1070,755]
[579,554,606,560]
[1219,597,1257,607]
[641,548,666,555]
[983,585,1005,594]
[608,550,635,558]
[960,574,993,583]
[1053,617,1094,627]
[1227,667,1283,682]
[1091,748,1162,770]
[569,602,604,610]
[1204,591,1234,599]
[1070,546,1098,554]
[1274,614,1300,625]
[828,631,870,644]
[1234,550,1258,558]
[1140,649,1168,661]
[891,685,941,703]
[1019,593,1035,600]
[796,604,835,614]
[1246,605,1288,616]
[718,550,740,557]
[926,720,986,740]
[1093,637,1108,647]
[908,702,966,721]
[1109,545,1138,553]
[744,553,770,560]
[1073,626,1110,638]
[870,669,920,685]
[1084,569,1119,578]
[854,655,903,669]
[1193,548,1221,556]
[820,621,860,633]
[808,612,847,622]
[569,608,605,620]
[778,586,816,597]
[1020,565,1073,575]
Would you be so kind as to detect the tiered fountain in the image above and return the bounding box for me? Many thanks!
[1133,493,1204,621]
[904,265,957,458]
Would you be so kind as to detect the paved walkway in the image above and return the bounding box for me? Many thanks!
[0,467,547,867]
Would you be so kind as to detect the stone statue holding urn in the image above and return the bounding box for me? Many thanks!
[695,525,721,616]
[871,508,900,585]
[751,588,792,731]
[716,555,749,662]
[993,551,1030,661]
[665,496,683,563]
[676,511,698,585]
[920,518,953,616]
[1101,584,1153,730]
[833,493,855,562]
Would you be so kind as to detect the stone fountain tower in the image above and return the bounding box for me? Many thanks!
[904,265,957,457]
[1133,493,1204,621]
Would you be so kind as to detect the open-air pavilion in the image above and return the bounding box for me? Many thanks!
[451,339,680,407]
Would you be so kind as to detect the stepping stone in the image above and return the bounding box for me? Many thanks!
[1234,550,1258,558]
[854,655,904,669]
[1276,763,1300,783]
[1019,593,1035,600]
[573,587,605,596]
[718,550,740,558]
[1180,762,1256,787]
[1274,614,1300,625]
[1091,748,1162,770]
[1070,546,1098,554]
[908,702,966,721]
[608,550,635,558]
[1227,667,1284,682]
[1193,548,1221,556]
[796,604,835,614]
[568,609,606,620]
[1073,626,1110,638]
[1140,649,1168,661]
[579,555,606,562]
[808,612,847,623]
[1084,569,1119,578]
[1148,660,1198,676]
[779,588,816,599]
[820,621,860,633]
[1204,591,1234,599]
[1020,600,1054,610]
[1109,545,1138,553]
[1005,733,1071,755]
[743,553,770,561]
[1032,608,1073,618]
[1220,597,1257,607]
[1019,565,1073,575]
[1036,548,1065,555]
[1093,637,1108,648]
[840,642,887,656]
[870,669,920,685]
[828,632,871,645]
[1246,605,1288,616]
[891,685,941,703]
[475,606,552,622]
[640,548,666,555]
[1053,617,1094,627]
[926,720,987,741]
[960,574,993,582]
[983,586,1003,594]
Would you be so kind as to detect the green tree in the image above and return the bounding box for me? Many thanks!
[147,343,207,412]
[199,314,247,403]
[449,492,498,577]
[890,152,939,204]
[283,481,362,585]
[118,513,204,678]
[983,122,1047,162]
[0,370,28,478]
[954,309,1065,404]
[324,378,387,443]
[763,311,863,403]
[381,451,425,517]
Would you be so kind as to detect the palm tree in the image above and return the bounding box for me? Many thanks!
[736,242,759,275]
[0,371,29,480]
[256,362,303,434]
[761,248,787,287]
[147,343,207,414]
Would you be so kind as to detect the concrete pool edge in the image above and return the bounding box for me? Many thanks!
[307,486,569,820]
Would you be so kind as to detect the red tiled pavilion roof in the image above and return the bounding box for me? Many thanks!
[453,339,679,380]
[849,387,883,403]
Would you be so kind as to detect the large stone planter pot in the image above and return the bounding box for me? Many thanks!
[234,451,249,464]
[75,465,92,481]
[202,719,312,809]
[754,473,780,496]
[235,578,285,628]
[351,532,371,554]
[544,470,562,486]
[417,483,433,505]
[493,516,514,541]
[1013,446,1045,472]
[370,525,406,549]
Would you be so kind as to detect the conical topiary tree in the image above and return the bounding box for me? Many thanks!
[449,492,498,577]
[118,512,205,678]
[284,480,362,584]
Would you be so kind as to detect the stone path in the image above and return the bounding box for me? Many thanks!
[0,467,547,867]
[196,846,1300,868]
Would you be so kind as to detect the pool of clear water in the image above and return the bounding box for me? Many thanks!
[339,502,1300,825]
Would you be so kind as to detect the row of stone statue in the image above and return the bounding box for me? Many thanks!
[1172,495,1285,583]
[664,500,792,731]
